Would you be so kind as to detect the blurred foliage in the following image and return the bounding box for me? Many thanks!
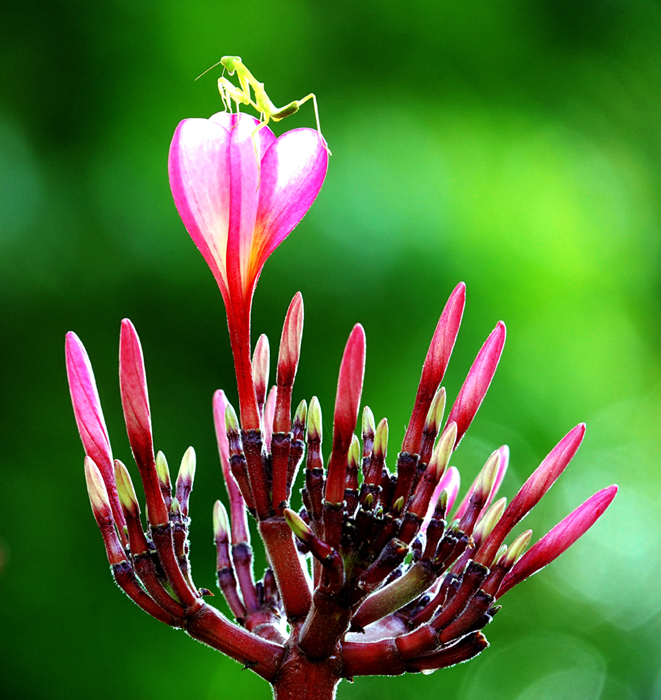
[2,0,661,698]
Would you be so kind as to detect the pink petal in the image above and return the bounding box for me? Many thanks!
[250,128,329,283]
[225,115,271,303]
[168,117,232,297]
[497,485,618,597]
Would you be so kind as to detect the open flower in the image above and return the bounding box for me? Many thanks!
[169,113,328,428]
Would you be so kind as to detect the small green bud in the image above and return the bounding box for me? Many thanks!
[362,405,375,439]
[307,396,323,442]
[154,452,170,492]
[503,529,532,567]
[212,500,230,540]
[284,507,312,542]
[114,459,139,515]
[374,418,389,459]
[177,446,196,487]
[348,434,361,470]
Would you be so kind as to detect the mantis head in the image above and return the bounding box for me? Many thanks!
[220,56,242,75]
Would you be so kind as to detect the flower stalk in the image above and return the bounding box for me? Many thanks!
[66,94,617,700]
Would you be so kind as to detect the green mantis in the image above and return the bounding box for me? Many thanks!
[198,56,328,151]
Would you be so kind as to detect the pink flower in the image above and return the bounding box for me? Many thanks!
[169,113,328,428]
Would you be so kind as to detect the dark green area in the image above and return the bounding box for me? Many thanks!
[2,1,660,698]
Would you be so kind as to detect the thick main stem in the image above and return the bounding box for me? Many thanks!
[272,636,343,700]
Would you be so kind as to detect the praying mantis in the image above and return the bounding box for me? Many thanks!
[197,56,328,152]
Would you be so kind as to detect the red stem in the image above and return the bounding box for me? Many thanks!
[227,303,260,430]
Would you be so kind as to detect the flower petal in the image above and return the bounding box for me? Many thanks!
[250,128,329,284]
[224,114,274,303]
[168,116,232,297]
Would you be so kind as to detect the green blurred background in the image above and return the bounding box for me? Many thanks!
[2,0,661,698]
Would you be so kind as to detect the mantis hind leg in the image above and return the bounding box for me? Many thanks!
[296,93,322,135]
[292,93,330,153]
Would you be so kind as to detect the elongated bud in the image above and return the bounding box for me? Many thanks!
[119,319,167,526]
[403,282,465,454]
[84,457,126,565]
[476,424,585,565]
[446,321,506,447]
[498,485,617,597]
[308,396,323,443]
[65,332,126,536]
[114,459,139,518]
[326,325,366,504]
[274,293,304,433]
[252,334,270,414]
[276,293,304,388]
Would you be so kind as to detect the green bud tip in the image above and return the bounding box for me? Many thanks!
[374,418,389,458]
[494,544,509,565]
[364,493,374,508]
[114,459,139,513]
[504,529,533,566]
[177,446,197,486]
[362,405,375,437]
[476,450,501,499]
[307,396,323,442]
[437,489,449,513]
[213,500,230,539]
[294,399,308,426]
[392,495,405,515]
[474,497,507,542]
[225,402,240,434]
[430,421,457,479]
[348,434,361,469]
[425,386,447,431]
[155,451,171,488]
[84,457,110,515]
[283,507,312,541]
[170,496,182,516]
